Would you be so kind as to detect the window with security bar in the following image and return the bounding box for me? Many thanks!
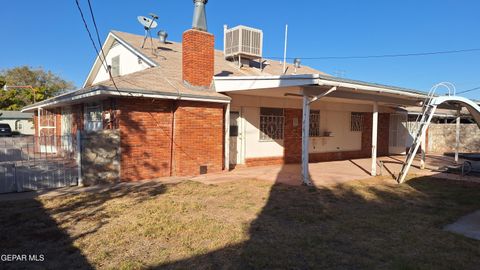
[85,102,103,132]
[260,108,284,141]
[309,110,321,137]
[351,112,364,132]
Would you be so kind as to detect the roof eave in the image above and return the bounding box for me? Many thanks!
[21,87,231,112]
[214,74,428,100]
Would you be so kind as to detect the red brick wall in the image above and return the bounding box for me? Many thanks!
[246,110,390,166]
[72,104,84,135]
[117,98,174,181]
[116,98,224,181]
[172,101,224,176]
[182,29,214,88]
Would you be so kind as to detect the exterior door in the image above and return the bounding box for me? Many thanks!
[229,111,242,166]
[389,113,408,155]
[61,107,73,152]
[38,109,57,153]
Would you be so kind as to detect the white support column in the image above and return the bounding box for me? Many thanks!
[301,95,312,185]
[420,128,426,169]
[455,110,461,164]
[76,131,83,186]
[224,103,231,171]
[371,102,378,176]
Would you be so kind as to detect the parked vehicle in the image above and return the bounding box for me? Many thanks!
[0,123,13,137]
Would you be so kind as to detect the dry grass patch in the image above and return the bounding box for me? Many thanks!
[0,176,479,269]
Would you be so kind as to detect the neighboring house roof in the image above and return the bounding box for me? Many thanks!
[23,30,326,112]
[0,110,33,119]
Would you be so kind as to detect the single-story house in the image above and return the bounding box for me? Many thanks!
[0,110,34,135]
[22,2,477,184]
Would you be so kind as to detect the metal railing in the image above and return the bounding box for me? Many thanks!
[0,135,79,193]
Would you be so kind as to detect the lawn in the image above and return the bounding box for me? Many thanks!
[1,176,480,269]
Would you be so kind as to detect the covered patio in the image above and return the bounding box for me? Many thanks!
[215,74,434,185]
[193,154,479,187]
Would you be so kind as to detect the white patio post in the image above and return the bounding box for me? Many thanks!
[420,129,426,169]
[455,110,461,164]
[76,131,83,186]
[371,102,378,176]
[224,103,231,171]
[301,94,312,185]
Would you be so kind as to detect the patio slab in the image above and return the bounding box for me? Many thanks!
[445,210,480,240]
[193,155,479,187]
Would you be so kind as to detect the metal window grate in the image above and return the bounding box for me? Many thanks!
[351,112,364,132]
[309,111,321,137]
[260,108,284,141]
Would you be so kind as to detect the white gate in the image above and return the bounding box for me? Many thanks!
[0,136,78,194]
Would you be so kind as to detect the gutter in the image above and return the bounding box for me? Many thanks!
[214,74,429,100]
[22,87,230,112]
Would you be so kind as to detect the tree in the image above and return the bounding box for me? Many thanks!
[0,66,75,111]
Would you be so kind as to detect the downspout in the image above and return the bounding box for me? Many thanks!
[169,101,177,177]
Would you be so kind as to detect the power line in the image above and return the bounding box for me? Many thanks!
[74,0,108,73]
[457,86,480,95]
[265,48,480,60]
[85,0,120,92]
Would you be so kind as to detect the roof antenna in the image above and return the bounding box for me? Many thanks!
[138,13,159,49]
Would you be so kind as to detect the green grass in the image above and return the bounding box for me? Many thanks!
[1,176,479,269]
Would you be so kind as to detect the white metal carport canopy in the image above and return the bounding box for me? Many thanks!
[214,74,430,185]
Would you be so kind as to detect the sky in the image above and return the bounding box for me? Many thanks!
[0,0,479,99]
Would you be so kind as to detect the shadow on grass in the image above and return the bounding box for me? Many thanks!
[0,181,168,269]
[151,168,480,270]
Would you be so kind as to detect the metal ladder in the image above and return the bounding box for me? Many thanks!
[397,92,438,183]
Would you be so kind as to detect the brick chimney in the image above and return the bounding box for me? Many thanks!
[182,0,214,89]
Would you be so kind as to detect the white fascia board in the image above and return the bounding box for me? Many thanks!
[214,74,427,100]
[82,32,158,88]
[82,33,115,88]
[214,74,319,92]
[21,90,230,112]
[315,78,426,99]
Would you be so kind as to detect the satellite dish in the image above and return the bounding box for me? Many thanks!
[137,16,158,30]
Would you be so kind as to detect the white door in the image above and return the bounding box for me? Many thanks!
[61,107,73,152]
[389,113,408,154]
[229,111,242,166]
[38,109,57,153]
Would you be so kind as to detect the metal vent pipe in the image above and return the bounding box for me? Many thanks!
[192,0,208,31]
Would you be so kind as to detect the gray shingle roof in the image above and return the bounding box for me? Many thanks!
[0,110,33,119]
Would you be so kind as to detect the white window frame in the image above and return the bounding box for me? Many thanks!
[84,102,103,132]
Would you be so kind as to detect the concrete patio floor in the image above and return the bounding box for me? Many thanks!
[192,154,480,187]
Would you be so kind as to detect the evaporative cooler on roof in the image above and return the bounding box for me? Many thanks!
[224,25,263,60]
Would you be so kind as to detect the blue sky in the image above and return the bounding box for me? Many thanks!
[0,0,479,99]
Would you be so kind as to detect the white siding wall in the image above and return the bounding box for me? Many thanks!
[0,119,34,135]
[92,42,151,85]
[230,94,389,162]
